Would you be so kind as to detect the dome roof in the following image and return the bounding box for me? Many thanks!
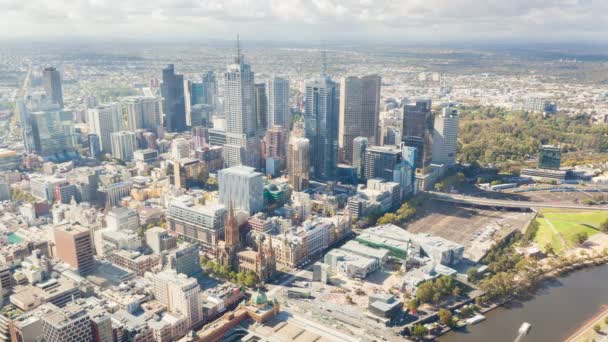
[250,289,268,306]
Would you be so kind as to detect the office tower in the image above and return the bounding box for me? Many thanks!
[196,145,224,173]
[338,75,381,163]
[267,77,290,128]
[54,182,78,204]
[539,145,561,169]
[192,126,207,150]
[363,146,402,181]
[106,207,139,231]
[42,67,64,108]
[190,104,213,127]
[263,126,287,175]
[167,198,226,252]
[41,304,93,342]
[254,83,268,133]
[54,224,96,275]
[123,96,163,131]
[352,136,368,180]
[287,136,310,191]
[165,243,202,277]
[161,64,187,132]
[87,103,122,154]
[16,99,35,153]
[0,149,22,171]
[152,269,203,328]
[171,138,191,160]
[110,131,137,162]
[402,99,433,169]
[172,159,204,189]
[29,109,77,158]
[431,107,459,166]
[88,133,101,158]
[145,227,177,254]
[305,76,339,180]
[223,37,259,168]
[184,79,192,126]
[218,165,264,215]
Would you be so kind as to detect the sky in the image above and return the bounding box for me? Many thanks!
[1,0,607,43]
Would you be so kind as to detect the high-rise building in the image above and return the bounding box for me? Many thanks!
[42,67,64,108]
[191,126,207,150]
[363,145,402,181]
[338,75,381,163]
[110,131,137,162]
[263,126,287,175]
[165,243,202,277]
[161,64,187,132]
[87,103,122,154]
[171,138,191,160]
[218,165,264,215]
[267,77,290,128]
[184,79,192,126]
[352,136,368,180]
[106,207,140,231]
[152,269,203,329]
[254,83,268,134]
[123,96,163,131]
[167,197,226,252]
[41,304,93,342]
[539,145,561,170]
[287,136,310,191]
[402,99,433,169]
[223,37,259,168]
[431,107,459,166]
[29,109,77,158]
[191,71,218,109]
[88,133,101,158]
[305,76,339,180]
[53,224,96,276]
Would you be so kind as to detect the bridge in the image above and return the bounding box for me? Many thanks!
[425,191,608,211]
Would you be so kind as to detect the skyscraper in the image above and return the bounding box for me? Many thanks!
[254,83,268,133]
[218,165,264,215]
[87,103,122,154]
[402,99,433,170]
[110,131,137,162]
[29,109,77,158]
[263,126,287,176]
[223,37,259,168]
[88,133,101,158]
[338,75,381,163]
[43,67,64,108]
[305,76,339,180]
[54,224,96,276]
[363,145,402,181]
[267,77,290,128]
[287,136,310,191]
[352,136,369,180]
[161,64,187,132]
[123,96,163,131]
[431,107,459,166]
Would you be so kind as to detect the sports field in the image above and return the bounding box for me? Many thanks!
[534,209,608,253]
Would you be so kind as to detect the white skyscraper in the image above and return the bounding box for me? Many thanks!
[123,96,163,131]
[171,138,191,160]
[218,165,264,215]
[267,77,290,128]
[88,103,122,153]
[223,37,259,168]
[110,131,137,162]
[152,269,204,329]
[431,107,459,166]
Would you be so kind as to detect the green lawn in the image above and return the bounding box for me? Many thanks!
[534,209,608,253]
[535,218,564,253]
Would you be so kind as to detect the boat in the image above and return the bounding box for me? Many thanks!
[466,314,486,325]
[519,322,532,335]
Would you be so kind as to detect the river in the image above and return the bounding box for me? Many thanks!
[441,264,608,342]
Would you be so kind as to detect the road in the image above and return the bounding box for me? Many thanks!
[427,191,608,211]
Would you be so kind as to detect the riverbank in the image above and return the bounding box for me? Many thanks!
[565,305,608,342]
[430,251,608,340]
[440,261,608,342]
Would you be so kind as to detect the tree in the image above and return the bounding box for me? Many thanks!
[434,182,445,192]
[410,324,428,339]
[594,324,601,333]
[407,298,419,313]
[438,309,455,327]
[601,219,608,233]
[573,232,589,246]
[415,282,435,304]
[544,243,555,255]
[467,268,479,283]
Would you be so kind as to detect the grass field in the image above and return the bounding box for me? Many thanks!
[534,209,608,253]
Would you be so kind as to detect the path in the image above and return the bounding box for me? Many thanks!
[544,217,568,249]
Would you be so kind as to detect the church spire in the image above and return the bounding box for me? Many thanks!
[225,202,239,247]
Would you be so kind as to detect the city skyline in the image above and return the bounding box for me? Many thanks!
[2,1,608,43]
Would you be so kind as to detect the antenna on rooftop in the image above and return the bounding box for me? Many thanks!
[235,34,242,63]
[321,41,328,76]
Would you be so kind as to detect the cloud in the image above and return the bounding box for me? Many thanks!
[0,0,607,42]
